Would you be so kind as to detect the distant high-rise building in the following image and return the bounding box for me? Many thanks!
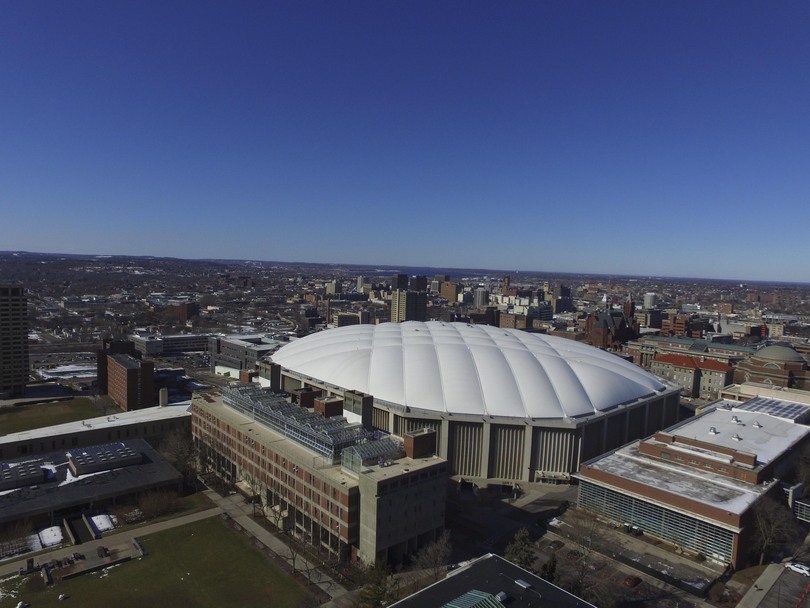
[473,287,489,309]
[97,339,139,394]
[0,286,28,398]
[440,282,460,302]
[391,290,427,323]
[643,292,658,309]
[393,274,409,291]
[409,275,428,292]
[356,276,365,292]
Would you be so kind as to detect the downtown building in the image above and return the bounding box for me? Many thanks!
[191,383,448,564]
[0,285,28,398]
[576,396,810,568]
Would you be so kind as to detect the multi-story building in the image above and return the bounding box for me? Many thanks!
[191,384,448,564]
[97,339,139,395]
[0,285,28,398]
[624,335,754,370]
[130,333,212,357]
[107,354,155,411]
[390,290,427,323]
[577,396,810,568]
[734,344,810,390]
[208,334,282,375]
[166,301,200,323]
[650,354,733,400]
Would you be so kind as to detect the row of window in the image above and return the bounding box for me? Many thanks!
[578,481,734,562]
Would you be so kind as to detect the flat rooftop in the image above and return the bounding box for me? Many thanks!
[582,441,770,522]
[663,400,810,465]
[0,404,191,446]
[110,354,144,369]
[0,438,182,524]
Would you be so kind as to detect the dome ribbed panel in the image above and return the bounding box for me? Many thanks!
[270,321,666,419]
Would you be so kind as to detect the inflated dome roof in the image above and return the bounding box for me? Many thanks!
[755,345,806,364]
[271,321,666,419]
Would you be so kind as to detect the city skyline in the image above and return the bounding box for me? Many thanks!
[2,2,809,282]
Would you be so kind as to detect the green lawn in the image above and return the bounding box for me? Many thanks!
[1,518,316,608]
[0,398,101,434]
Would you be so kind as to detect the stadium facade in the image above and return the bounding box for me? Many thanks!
[263,322,681,485]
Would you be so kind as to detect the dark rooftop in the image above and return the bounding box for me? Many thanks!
[0,438,182,525]
[390,553,595,608]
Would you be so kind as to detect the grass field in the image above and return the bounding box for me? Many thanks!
[0,398,101,434]
[0,517,317,608]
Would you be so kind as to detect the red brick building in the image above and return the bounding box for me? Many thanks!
[107,354,154,411]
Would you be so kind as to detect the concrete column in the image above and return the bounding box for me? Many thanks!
[522,425,534,483]
[479,420,491,480]
[439,418,449,460]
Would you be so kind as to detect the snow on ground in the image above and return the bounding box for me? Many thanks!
[91,514,116,532]
[38,526,63,547]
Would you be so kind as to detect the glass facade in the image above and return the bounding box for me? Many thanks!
[578,480,735,563]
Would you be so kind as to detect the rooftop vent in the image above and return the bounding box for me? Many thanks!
[709,427,718,435]
[753,421,763,428]
[731,415,740,424]
[732,433,742,441]
[515,579,531,589]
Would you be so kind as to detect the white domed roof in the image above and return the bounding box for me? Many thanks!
[271,321,666,419]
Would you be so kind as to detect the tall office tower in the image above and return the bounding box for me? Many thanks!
[473,287,489,309]
[0,286,29,398]
[644,292,658,309]
[392,274,409,291]
[409,275,428,292]
[391,290,427,323]
[356,276,365,291]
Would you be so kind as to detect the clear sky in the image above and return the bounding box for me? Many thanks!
[2,2,809,282]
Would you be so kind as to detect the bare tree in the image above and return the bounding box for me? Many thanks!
[413,530,453,584]
[752,496,800,565]
[557,510,618,607]
[158,426,199,490]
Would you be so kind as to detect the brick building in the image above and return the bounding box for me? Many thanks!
[650,354,733,400]
[734,344,810,390]
[577,397,810,568]
[192,384,448,565]
[107,354,155,411]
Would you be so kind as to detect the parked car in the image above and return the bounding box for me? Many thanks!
[624,575,642,587]
[785,562,810,576]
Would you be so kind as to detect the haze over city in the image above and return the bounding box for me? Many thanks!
[2,2,809,282]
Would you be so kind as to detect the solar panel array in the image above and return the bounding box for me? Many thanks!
[0,462,44,492]
[68,442,143,476]
[736,396,810,421]
[222,384,372,463]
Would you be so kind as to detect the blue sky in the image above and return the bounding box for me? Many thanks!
[2,2,809,282]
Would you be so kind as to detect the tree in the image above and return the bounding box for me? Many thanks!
[539,552,557,583]
[752,496,800,565]
[355,562,394,608]
[158,426,199,490]
[504,528,536,572]
[413,530,453,584]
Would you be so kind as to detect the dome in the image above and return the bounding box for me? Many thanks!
[271,321,666,419]
[755,345,806,364]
